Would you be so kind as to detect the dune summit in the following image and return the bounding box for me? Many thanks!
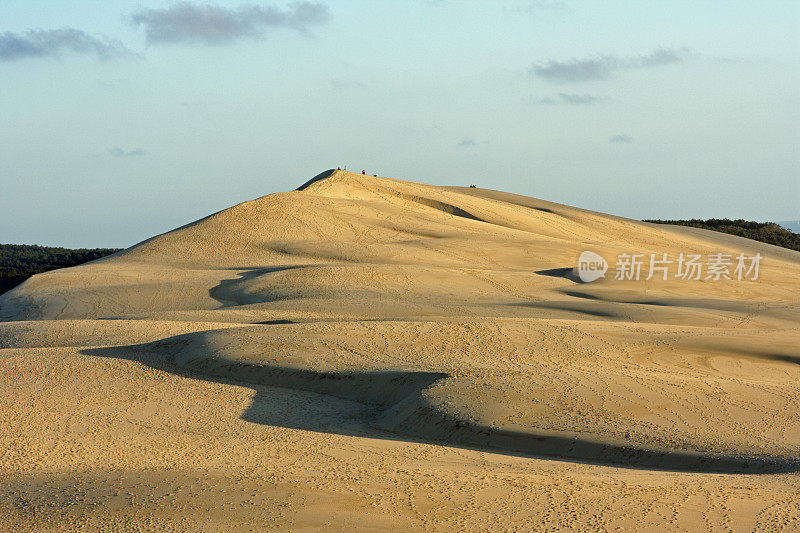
[2,169,799,530]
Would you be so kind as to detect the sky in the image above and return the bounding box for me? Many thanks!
[1,0,798,248]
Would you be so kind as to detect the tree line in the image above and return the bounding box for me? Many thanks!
[643,219,799,252]
[0,244,121,295]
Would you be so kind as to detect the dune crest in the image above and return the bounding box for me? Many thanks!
[2,170,799,529]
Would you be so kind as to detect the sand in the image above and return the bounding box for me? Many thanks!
[1,169,798,531]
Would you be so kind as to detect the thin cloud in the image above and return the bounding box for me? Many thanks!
[131,2,332,45]
[558,93,602,105]
[609,134,633,144]
[531,93,605,105]
[531,96,557,105]
[531,48,687,83]
[457,137,476,148]
[0,29,129,62]
[108,147,146,157]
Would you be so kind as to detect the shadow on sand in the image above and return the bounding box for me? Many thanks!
[533,267,581,283]
[208,266,310,308]
[80,339,798,475]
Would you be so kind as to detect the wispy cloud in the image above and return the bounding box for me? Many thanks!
[131,2,332,45]
[558,93,605,105]
[531,93,605,105]
[531,96,557,105]
[0,29,129,62]
[609,134,633,144]
[457,137,476,148]
[108,147,146,157]
[558,93,602,105]
[531,48,687,83]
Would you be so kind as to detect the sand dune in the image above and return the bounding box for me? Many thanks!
[1,170,799,530]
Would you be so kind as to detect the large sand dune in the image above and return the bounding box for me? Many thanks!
[2,170,799,530]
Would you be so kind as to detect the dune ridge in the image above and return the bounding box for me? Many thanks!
[1,169,799,530]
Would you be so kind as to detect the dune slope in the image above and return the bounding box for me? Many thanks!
[1,170,799,530]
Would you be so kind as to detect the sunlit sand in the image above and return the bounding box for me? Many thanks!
[2,170,798,530]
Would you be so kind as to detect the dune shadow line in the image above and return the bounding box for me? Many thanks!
[80,340,798,474]
[209,266,310,308]
[534,267,580,283]
[509,300,621,319]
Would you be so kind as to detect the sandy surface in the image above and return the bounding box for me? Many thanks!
[1,169,799,531]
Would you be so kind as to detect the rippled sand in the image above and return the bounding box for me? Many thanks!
[2,170,798,530]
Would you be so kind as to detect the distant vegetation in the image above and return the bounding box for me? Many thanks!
[0,244,121,295]
[644,219,800,252]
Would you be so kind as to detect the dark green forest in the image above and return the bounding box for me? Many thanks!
[0,244,121,295]
[644,219,800,252]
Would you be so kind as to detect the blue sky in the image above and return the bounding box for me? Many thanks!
[1,0,798,247]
